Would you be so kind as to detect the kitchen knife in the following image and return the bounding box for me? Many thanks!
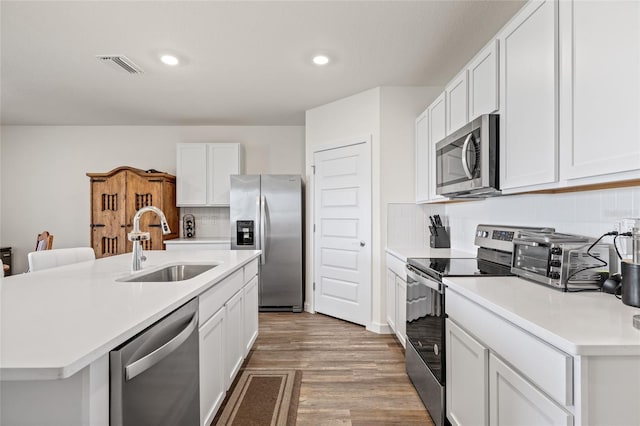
[434,215,442,226]
[429,216,438,236]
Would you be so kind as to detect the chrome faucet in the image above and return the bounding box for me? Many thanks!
[128,206,171,272]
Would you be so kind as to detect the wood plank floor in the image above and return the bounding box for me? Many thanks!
[244,312,434,425]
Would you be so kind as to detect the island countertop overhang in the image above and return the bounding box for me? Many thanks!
[0,249,261,381]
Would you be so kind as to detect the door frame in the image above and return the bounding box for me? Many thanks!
[310,135,372,327]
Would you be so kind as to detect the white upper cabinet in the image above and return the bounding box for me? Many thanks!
[177,143,241,207]
[415,109,430,203]
[468,40,499,120]
[559,0,640,181]
[428,93,447,201]
[498,0,558,191]
[445,70,469,135]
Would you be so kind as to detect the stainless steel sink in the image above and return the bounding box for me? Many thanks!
[120,264,217,282]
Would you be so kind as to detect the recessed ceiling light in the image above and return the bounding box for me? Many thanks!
[312,55,330,66]
[160,54,179,66]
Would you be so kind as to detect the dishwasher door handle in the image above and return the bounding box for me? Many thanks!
[125,312,198,381]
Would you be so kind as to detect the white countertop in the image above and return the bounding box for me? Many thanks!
[386,246,475,261]
[0,250,260,381]
[444,276,640,356]
[164,237,230,244]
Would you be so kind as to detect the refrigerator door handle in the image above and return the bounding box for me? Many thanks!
[255,195,261,252]
[260,195,266,264]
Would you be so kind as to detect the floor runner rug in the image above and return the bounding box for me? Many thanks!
[214,369,302,426]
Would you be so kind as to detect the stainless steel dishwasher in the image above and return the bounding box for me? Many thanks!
[110,298,199,426]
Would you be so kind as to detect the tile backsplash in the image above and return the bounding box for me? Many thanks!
[387,186,640,257]
[446,186,640,253]
[387,203,444,248]
[179,207,230,238]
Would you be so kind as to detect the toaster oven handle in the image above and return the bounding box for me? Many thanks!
[514,239,541,247]
[461,134,475,179]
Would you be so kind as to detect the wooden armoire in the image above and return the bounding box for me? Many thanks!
[87,166,179,258]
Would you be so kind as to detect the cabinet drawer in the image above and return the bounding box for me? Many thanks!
[244,259,258,283]
[447,289,573,406]
[386,253,406,278]
[199,269,243,325]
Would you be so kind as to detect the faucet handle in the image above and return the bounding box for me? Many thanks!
[128,231,151,242]
[140,254,147,262]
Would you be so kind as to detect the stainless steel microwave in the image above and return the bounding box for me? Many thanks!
[435,114,499,198]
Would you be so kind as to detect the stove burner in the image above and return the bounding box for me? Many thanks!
[407,257,513,279]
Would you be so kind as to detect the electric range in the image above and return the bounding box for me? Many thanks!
[404,224,553,426]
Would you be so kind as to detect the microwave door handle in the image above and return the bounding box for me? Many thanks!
[461,134,474,179]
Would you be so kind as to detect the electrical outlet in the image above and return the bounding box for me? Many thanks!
[621,218,639,234]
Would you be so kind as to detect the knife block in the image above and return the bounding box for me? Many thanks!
[429,226,450,248]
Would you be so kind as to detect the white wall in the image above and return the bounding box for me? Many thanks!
[0,125,304,273]
[305,87,380,318]
[305,86,440,330]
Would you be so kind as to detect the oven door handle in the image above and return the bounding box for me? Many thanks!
[406,265,443,293]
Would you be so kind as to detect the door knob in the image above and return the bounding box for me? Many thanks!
[360,241,366,247]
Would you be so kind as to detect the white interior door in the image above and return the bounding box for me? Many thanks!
[313,140,371,326]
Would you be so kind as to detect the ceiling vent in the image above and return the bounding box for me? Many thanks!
[96,55,144,74]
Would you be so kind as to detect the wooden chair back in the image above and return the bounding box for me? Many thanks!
[35,231,54,251]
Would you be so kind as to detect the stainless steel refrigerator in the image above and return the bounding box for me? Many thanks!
[230,175,303,312]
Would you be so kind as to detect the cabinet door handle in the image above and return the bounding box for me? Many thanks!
[148,224,162,228]
[91,224,106,228]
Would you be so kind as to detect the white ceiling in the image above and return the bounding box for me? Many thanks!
[1,1,525,126]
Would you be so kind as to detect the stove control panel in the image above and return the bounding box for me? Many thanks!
[474,224,555,253]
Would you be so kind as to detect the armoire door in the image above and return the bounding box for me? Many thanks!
[90,172,127,258]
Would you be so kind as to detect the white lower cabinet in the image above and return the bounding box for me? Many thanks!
[489,353,572,426]
[199,307,226,426]
[446,319,488,426]
[225,289,244,386]
[386,269,397,332]
[243,275,259,356]
[385,253,407,347]
[395,276,406,348]
[446,289,574,426]
[198,260,259,426]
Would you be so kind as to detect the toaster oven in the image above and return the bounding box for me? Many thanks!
[511,231,611,291]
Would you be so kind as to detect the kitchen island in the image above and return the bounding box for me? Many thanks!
[0,249,260,425]
[444,276,640,426]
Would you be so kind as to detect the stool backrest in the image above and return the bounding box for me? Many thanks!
[28,247,95,272]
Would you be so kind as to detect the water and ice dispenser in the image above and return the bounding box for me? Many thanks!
[236,220,255,246]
